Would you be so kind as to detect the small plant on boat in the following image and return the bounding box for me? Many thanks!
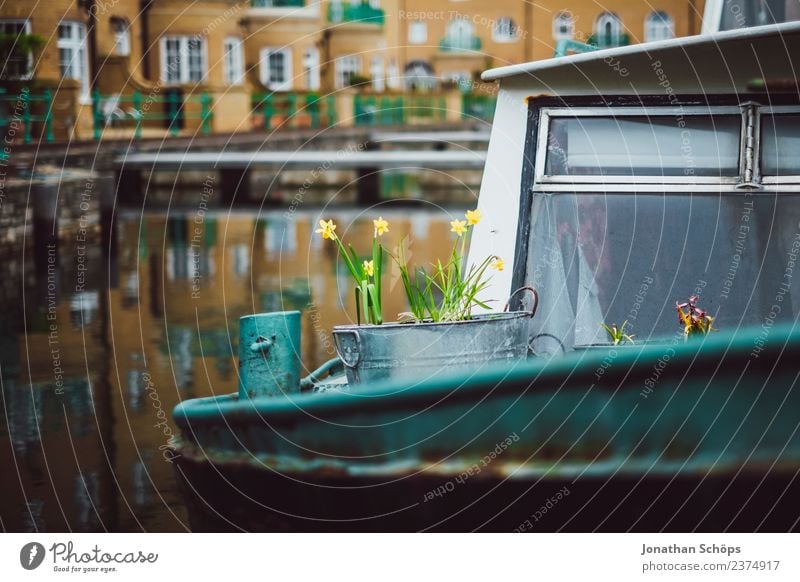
[600,321,634,345]
[676,295,714,339]
[393,209,503,323]
[315,217,387,325]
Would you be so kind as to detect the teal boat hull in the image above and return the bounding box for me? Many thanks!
[172,324,800,531]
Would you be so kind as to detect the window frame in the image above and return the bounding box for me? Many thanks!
[408,20,427,44]
[492,17,518,43]
[552,12,574,41]
[534,105,747,190]
[260,46,293,91]
[509,94,800,306]
[223,36,244,85]
[759,104,800,185]
[58,21,91,103]
[335,54,361,89]
[0,18,34,80]
[644,11,674,42]
[111,17,131,56]
[159,35,208,84]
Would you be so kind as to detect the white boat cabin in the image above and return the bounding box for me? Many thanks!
[470,22,800,355]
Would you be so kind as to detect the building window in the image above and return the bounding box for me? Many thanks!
[302,46,320,90]
[594,12,623,44]
[223,37,244,84]
[260,47,292,91]
[58,22,90,101]
[445,18,476,50]
[408,20,427,44]
[644,11,674,42]
[111,18,130,56]
[492,17,517,42]
[553,11,574,40]
[160,36,206,84]
[0,19,33,80]
[370,57,384,92]
[335,55,361,89]
[403,60,437,92]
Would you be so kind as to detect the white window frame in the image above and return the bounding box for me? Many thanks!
[58,21,91,103]
[492,17,517,43]
[370,57,384,92]
[159,35,207,84]
[111,18,130,56]
[552,12,574,40]
[0,19,34,80]
[644,11,674,42]
[302,46,320,91]
[446,19,475,50]
[408,20,427,44]
[594,12,622,43]
[335,55,361,89]
[223,37,244,85]
[260,47,293,91]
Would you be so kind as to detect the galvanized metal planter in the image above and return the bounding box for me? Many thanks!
[332,289,538,385]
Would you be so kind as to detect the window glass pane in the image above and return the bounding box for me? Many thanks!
[525,192,800,353]
[761,114,800,176]
[544,115,741,177]
[720,0,800,30]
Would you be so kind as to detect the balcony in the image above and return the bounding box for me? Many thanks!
[251,0,305,6]
[328,1,385,25]
[586,33,630,49]
[438,36,482,52]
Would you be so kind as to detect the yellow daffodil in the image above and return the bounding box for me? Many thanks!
[492,257,505,272]
[363,260,374,277]
[315,219,337,241]
[450,219,468,237]
[465,209,482,226]
[373,216,389,237]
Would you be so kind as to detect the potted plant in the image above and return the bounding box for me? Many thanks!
[316,211,538,385]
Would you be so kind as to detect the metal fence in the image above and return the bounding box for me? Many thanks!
[0,87,54,149]
[353,94,448,126]
[91,89,213,139]
[252,92,337,130]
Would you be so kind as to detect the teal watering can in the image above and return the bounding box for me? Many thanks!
[237,311,343,398]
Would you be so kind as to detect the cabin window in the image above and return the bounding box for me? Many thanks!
[761,113,800,178]
[719,0,800,30]
[553,12,574,40]
[644,11,674,42]
[522,101,800,354]
[540,112,741,181]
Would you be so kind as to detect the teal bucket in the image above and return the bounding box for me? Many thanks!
[238,311,302,398]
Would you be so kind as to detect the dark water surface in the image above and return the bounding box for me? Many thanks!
[0,206,460,531]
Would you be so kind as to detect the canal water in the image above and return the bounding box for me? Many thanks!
[0,203,468,531]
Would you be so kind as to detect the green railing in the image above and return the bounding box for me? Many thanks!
[586,33,630,48]
[0,87,54,149]
[328,1,385,25]
[251,0,305,7]
[553,39,600,57]
[353,94,446,126]
[461,94,496,122]
[92,89,212,139]
[439,36,482,52]
[252,92,337,130]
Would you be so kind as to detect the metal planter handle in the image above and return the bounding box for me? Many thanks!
[333,328,362,368]
[504,286,539,318]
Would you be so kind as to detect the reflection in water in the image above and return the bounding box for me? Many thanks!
[0,207,461,531]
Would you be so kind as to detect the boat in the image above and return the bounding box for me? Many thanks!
[172,21,800,532]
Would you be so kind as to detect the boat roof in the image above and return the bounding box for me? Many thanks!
[482,21,800,88]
